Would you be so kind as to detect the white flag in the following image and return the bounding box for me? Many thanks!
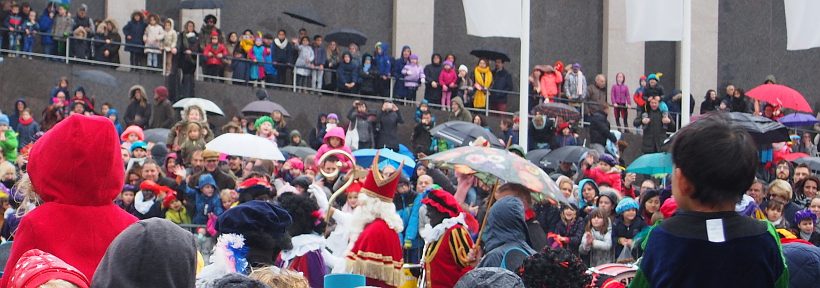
[785,0,820,51]
[462,0,521,38]
[625,0,683,43]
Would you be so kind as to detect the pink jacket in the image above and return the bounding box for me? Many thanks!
[584,167,623,194]
[539,71,563,98]
[314,127,353,169]
[439,68,458,91]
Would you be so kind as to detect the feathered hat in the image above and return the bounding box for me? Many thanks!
[360,151,404,202]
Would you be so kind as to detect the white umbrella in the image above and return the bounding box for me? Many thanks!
[173,98,224,116]
[206,133,285,161]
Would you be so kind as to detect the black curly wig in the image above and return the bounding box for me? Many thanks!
[517,247,592,288]
[277,192,327,236]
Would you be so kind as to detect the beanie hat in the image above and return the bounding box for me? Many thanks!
[0,114,8,126]
[217,200,292,238]
[615,197,639,215]
[572,63,581,69]
[255,89,269,100]
[795,209,817,224]
[291,175,313,191]
[254,116,274,130]
[443,60,453,68]
[130,141,148,153]
[557,122,571,132]
[647,73,660,82]
[285,157,304,171]
[10,249,90,288]
[458,65,469,73]
[599,154,617,167]
[212,273,268,288]
[409,54,419,60]
[660,197,677,218]
[121,125,145,142]
[153,86,169,100]
[327,113,339,121]
[162,191,179,209]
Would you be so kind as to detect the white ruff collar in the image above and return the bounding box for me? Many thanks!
[420,213,466,244]
[279,234,325,262]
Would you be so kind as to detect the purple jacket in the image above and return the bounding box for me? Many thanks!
[611,84,631,105]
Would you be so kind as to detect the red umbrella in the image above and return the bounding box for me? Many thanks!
[782,152,809,162]
[746,84,812,113]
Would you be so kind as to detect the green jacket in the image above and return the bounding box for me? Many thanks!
[0,130,18,163]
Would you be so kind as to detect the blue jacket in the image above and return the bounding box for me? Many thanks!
[375,43,392,77]
[186,174,224,224]
[312,44,327,66]
[337,53,360,87]
[38,10,54,45]
[122,19,147,53]
[263,44,277,76]
[231,57,250,82]
[397,191,425,248]
[783,242,820,288]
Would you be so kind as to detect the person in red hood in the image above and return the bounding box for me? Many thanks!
[9,249,90,288]
[1,115,138,288]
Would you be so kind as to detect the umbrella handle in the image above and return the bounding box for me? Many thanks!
[320,149,357,222]
[474,180,501,248]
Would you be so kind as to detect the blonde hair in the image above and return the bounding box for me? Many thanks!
[16,174,41,217]
[768,179,793,201]
[220,189,234,202]
[0,161,16,180]
[39,279,80,288]
[249,266,309,288]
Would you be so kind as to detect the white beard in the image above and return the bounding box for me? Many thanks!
[346,193,404,251]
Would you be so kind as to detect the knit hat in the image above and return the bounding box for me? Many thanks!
[212,273,268,288]
[291,175,312,191]
[409,54,419,60]
[162,191,179,209]
[10,249,90,288]
[795,209,817,224]
[599,154,617,167]
[443,60,453,68]
[647,73,660,82]
[0,114,8,126]
[202,150,220,160]
[557,122,571,132]
[454,267,525,288]
[327,113,339,121]
[284,157,304,171]
[458,64,468,73]
[255,89,269,100]
[254,116,274,130]
[130,141,148,153]
[660,197,677,218]
[121,125,145,142]
[217,200,292,238]
[153,86,169,100]
[422,188,462,218]
[615,197,639,215]
[360,151,404,202]
[571,63,581,69]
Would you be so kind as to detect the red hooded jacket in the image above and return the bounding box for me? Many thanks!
[1,115,138,288]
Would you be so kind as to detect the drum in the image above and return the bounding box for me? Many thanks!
[589,263,638,286]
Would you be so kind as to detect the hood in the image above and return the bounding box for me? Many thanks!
[73,26,87,38]
[75,86,86,97]
[323,127,346,146]
[376,42,390,56]
[12,99,27,117]
[92,218,197,288]
[28,115,124,206]
[104,18,118,31]
[577,179,599,209]
[289,130,302,138]
[165,18,175,30]
[106,108,119,121]
[481,196,530,252]
[129,85,147,100]
[198,174,218,190]
[454,267,524,288]
[783,242,820,287]
[452,96,465,109]
[11,249,90,288]
[182,104,208,123]
[315,113,327,130]
[430,53,442,66]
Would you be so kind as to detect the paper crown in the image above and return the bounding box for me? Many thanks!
[360,151,404,202]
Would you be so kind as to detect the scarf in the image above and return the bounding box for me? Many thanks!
[18,117,33,125]
[134,191,155,214]
[474,66,493,88]
[420,213,467,243]
[363,63,371,73]
[576,71,585,97]
[274,38,287,49]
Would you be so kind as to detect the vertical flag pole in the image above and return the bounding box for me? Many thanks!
[680,0,691,126]
[518,0,531,151]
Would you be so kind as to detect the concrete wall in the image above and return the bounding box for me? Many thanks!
[718,0,820,110]
[433,0,604,112]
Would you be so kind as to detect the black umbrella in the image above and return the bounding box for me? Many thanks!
[283,8,326,27]
[531,102,581,121]
[470,49,510,62]
[179,0,224,9]
[144,128,170,144]
[325,28,367,47]
[72,69,118,87]
[429,121,504,148]
[528,146,589,168]
[726,112,790,145]
[241,100,291,117]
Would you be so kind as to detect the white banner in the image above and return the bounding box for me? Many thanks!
[625,0,683,43]
[462,0,521,38]
[785,0,820,51]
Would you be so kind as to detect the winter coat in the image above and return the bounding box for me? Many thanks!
[782,242,820,288]
[161,20,177,52]
[411,122,434,155]
[393,56,411,96]
[149,98,175,129]
[491,68,513,105]
[584,167,623,193]
[202,42,227,66]
[179,33,199,74]
[611,83,631,105]
[529,118,555,150]
[295,44,314,76]
[1,116,138,287]
[587,111,616,147]
[396,191,424,248]
[94,26,122,64]
[0,130,18,163]
[122,17,147,53]
[71,27,91,59]
[579,226,614,267]
[402,63,425,88]
[552,219,585,254]
[186,174,224,225]
[272,38,295,64]
[641,106,672,154]
[473,66,493,108]
[314,127,353,168]
[359,57,380,95]
[478,197,535,271]
[612,216,648,259]
[376,109,404,150]
[337,58,360,87]
[249,44,271,80]
[347,107,376,146]
[540,71,563,99]
[564,72,588,100]
[439,68,458,91]
[52,14,74,40]
[10,99,26,133]
[644,83,665,99]
[124,85,152,128]
[375,44,392,77]
[312,44,327,67]
[449,97,473,122]
[231,56,251,83]
[142,23,164,53]
[587,83,608,115]
[700,97,722,113]
[92,218,197,288]
[424,60,443,100]
[15,119,40,150]
[38,10,54,45]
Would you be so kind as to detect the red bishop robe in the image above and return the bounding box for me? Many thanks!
[423,223,474,288]
[346,218,404,288]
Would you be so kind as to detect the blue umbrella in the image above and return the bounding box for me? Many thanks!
[778,113,819,127]
[398,144,416,161]
[353,148,416,177]
[626,153,673,175]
